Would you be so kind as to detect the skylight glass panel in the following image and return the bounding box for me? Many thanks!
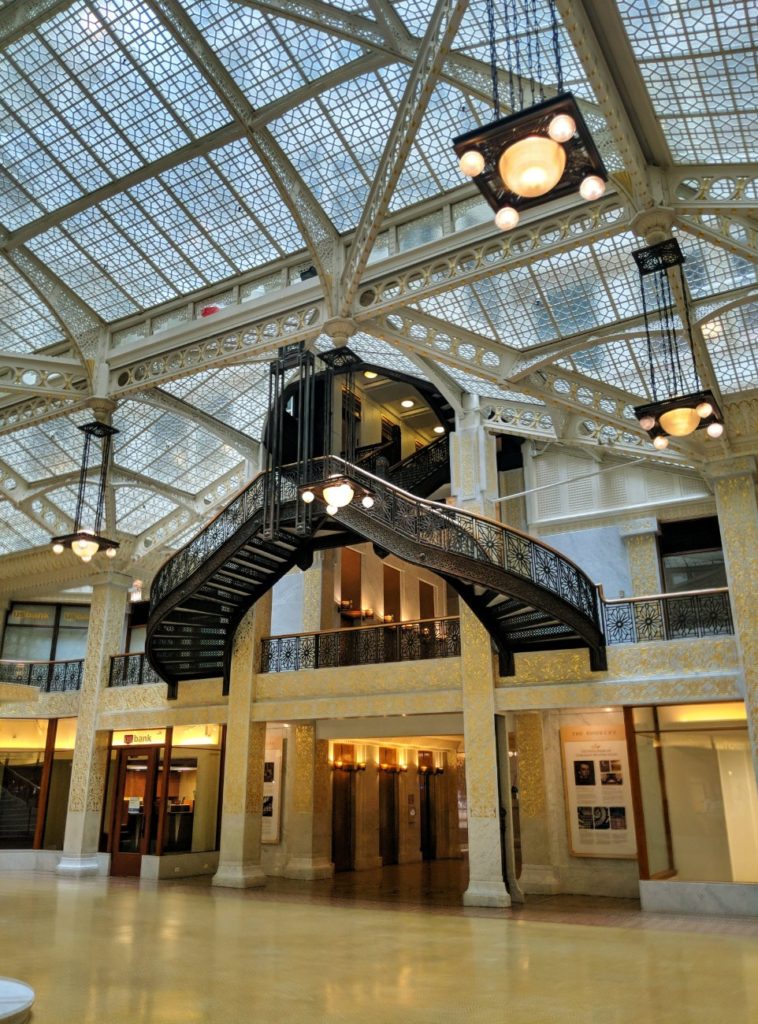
[442,363,503,398]
[45,484,99,523]
[560,338,650,398]
[161,363,271,438]
[704,302,758,393]
[185,0,364,111]
[616,0,757,162]
[27,225,138,320]
[0,414,88,482]
[394,0,438,37]
[0,162,48,230]
[115,485,178,533]
[0,499,49,554]
[0,261,65,354]
[209,140,306,254]
[347,333,422,378]
[114,401,241,491]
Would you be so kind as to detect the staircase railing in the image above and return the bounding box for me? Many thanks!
[261,615,461,673]
[309,455,602,631]
[386,433,450,492]
[604,588,733,644]
[0,658,84,692]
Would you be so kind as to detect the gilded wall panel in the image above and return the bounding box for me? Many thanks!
[293,724,315,814]
[253,689,462,723]
[256,657,461,702]
[514,713,546,819]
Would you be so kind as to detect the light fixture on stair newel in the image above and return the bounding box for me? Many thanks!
[51,420,120,562]
[631,238,724,450]
[300,476,375,516]
[452,0,607,231]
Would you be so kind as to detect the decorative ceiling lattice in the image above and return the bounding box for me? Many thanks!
[0,0,755,567]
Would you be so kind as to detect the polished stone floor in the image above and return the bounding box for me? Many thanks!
[1,866,756,1023]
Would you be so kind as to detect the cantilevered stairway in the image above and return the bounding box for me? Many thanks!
[147,434,606,697]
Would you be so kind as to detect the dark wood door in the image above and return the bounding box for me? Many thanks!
[379,771,398,865]
[110,747,159,876]
[331,769,354,872]
[419,773,437,861]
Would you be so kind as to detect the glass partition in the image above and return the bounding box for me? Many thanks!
[631,702,758,883]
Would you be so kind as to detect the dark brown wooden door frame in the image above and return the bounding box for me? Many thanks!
[109,745,160,876]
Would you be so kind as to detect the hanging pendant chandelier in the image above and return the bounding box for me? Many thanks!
[452,0,608,230]
[51,420,120,562]
[631,238,725,450]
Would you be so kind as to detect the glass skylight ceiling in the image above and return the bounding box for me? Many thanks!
[0,0,755,565]
[617,0,757,162]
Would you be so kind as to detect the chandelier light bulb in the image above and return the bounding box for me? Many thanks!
[72,534,99,561]
[659,406,700,437]
[638,414,656,431]
[458,149,485,177]
[322,481,354,508]
[548,113,576,142]
[301,490,315,504]
[494,206,520,231]
[325,504,338,516]
[653,435,669,450]
[696,401,713,419]
[579,174,606,201]
[80,554,93,563]
[706,421,724,439]
[499,136,566,198]
[52,542,64,555]
[106,547,117,558]
[361,495,375,509]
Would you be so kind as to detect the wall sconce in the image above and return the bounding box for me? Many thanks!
[362,608,373,619]
[378,763,408,774]
[383,613,394,624]
[418,766,444,776]
[331,760,366,772]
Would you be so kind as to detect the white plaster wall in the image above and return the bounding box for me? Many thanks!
[536,526,633,598]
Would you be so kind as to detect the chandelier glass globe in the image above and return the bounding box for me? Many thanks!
[499,136,566,198]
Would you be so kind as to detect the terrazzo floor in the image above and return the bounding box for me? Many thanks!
[1,864,756,1023]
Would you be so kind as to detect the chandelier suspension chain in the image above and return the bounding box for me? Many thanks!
[74,429,93,534]
[640,270,657,401]
[532,0,544,102]
[486,0,501,117]
[549,0,563,93]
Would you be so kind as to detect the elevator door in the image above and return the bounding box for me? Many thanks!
[419,773,437,861]
[110,747,160,876]
[379,771,398,865]
[331,769,354,872]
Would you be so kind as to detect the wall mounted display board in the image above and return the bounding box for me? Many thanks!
[261,749,283,844]
[560,723,637,858]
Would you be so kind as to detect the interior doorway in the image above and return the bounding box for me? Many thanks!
[109,746,161,876]
[379,770,399,865]
[331,768,355,872]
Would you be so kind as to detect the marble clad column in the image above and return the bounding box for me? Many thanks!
[514,712,560,893]
[213,592,272,888]
[450,393,499,518]
[706,457,758,788]
[353,763,383,871]
[302,551,337,632]
[57,572,131,876]
[0,597,11,652]
[283,724,333,879]
[460,604,510,907]
[620,518,662,595]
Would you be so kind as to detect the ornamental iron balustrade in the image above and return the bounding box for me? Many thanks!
[261,616,461,673]
[0,658,84,693]
[603,588,733,644]
[109,653,165,688]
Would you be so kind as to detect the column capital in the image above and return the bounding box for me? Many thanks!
[89,570,134,592]
[704,455,757,484]
[619,517,660,540]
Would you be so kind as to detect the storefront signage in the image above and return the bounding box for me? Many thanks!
[560,723,637,859]
[113,729,167,747]
[111,725,221,748]
[261,749,282,844]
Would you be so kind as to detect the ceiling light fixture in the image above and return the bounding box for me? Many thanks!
[631,239,725,446]
[400,399,415,409]
[51,421,120,563]
[452,0,607,231]
[363,370,378,380]
[433,425,445,434]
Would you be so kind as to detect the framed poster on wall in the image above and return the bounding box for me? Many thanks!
[560,723,637,858]
[261,749,282,844]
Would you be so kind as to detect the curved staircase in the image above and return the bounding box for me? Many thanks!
[147,435,606,696]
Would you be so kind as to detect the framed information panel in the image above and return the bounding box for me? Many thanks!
[560,723,637,859]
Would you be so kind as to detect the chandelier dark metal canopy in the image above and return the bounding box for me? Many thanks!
[51,420,120,562]
[452,0,608,231]
[631,238,725,450]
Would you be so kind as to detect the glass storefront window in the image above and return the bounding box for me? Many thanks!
[1,603,90,663]
[631,702,758,883]
[0,718,76,850]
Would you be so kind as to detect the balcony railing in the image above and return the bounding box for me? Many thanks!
[109,653,165,687]
[0,658,84,692]
[261,616,461,673]
[603,588,733,644]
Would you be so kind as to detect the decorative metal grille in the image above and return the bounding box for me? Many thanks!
[604,589,733,644]
[261,616,461,673]
[109,653,165,688]
[0,659,84,692]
